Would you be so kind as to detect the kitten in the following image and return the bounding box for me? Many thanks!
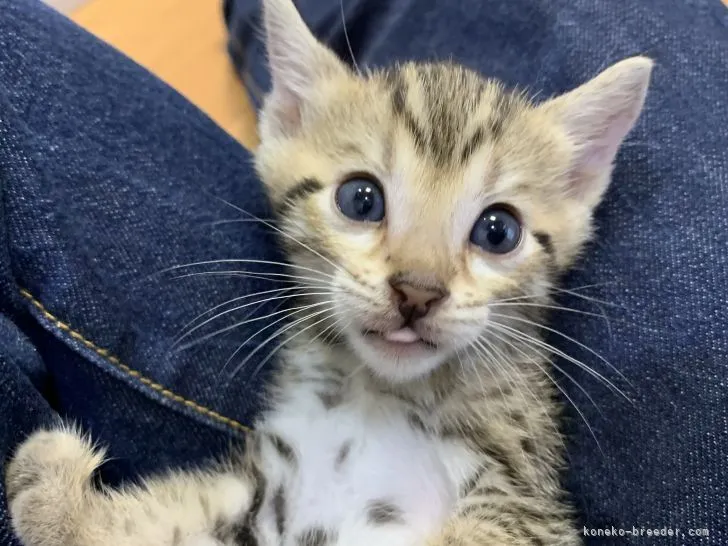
[5,0,651,544]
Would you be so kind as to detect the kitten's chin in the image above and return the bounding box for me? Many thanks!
[346,329,447,383]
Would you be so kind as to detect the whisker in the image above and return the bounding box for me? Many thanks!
[172,291,333,349]
[178,300,334,353]
[547,285,624,309]
[207,195,351,280]
[339,0,362,75]
[471,338,558,439]
[467,340,511,403]
[248,311,340,380]
[487,319,632,403]
[484,327,603,453]
[491,282,622,310]
[489,312,632,388]
[206,218,277,227]
[171,270,291,285]
[489,302,606,319]
[485,327,605,419]
[488,300,614,338]
[229,305,337,378]
[170,271,331,292]
[161,258,335,283]
[176,286,306,334]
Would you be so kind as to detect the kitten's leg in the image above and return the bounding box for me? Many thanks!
[429,483,580,545]
[5,427,257,546]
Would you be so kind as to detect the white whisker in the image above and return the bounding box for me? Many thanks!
[249,311,340,380]
[484,326,603,453]
[489,312,632,388]
[176,286,306,335]
[487,319,632,403]
[179,300,334,353]
[485,326,605,418]
[207,195,351,279]
[173,291,334,348]
[340,0,362,75]
[161,258,335,283]
[229,305,337,378]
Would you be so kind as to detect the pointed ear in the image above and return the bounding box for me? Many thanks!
[542,56,653,207]
[260,0,349,138]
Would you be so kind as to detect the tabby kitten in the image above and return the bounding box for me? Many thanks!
[5,0,652,544]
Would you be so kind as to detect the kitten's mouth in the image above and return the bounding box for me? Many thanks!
[362,328,438,350]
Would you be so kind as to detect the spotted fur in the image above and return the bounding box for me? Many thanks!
[5,0,652,545]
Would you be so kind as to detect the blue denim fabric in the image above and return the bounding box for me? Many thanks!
[0,0,725,545]
[0,1,289,543]
[225,0,728,544]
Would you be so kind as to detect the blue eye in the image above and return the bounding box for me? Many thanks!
[335,177,385,222]
[470,205,522,254]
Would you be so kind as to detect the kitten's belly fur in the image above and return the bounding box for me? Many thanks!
[259,385,478,546]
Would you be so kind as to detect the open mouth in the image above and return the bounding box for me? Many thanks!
[362,327,438,350]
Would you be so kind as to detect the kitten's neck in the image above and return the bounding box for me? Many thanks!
[279,330,553,419]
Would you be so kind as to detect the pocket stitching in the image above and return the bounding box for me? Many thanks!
[19,288,250,433]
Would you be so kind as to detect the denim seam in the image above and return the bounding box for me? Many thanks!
[18,288,250,433]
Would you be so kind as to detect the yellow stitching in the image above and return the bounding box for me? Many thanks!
[19,288,250,433]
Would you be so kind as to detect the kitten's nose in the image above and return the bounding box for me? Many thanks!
[389,280,446,323]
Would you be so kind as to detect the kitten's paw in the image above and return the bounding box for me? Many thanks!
[5,427,105,546]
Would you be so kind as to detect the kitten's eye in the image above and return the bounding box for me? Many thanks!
[335,176,385,222]
[470,205,522,254]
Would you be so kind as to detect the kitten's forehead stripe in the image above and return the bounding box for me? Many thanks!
[461,126,486,163]
[386,70,429,159]
[383,62,524,169]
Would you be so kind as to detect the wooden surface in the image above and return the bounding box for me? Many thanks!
[72,0,259,149]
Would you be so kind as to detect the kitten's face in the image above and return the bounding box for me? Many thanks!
[255,0,651,383]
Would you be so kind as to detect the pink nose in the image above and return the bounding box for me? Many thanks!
[389,280,446,322]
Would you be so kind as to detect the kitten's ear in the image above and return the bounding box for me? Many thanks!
[542,56,653,207]
[260,0,349,137]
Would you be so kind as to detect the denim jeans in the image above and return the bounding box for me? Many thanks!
[0,0,726,544]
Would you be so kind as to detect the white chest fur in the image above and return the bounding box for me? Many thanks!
[256,365,481,546]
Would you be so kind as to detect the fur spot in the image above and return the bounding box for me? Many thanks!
[335,440,352,470]
[231,523,258,546]
[366,499,405,525]
[407,411,429,434]
[273,485,286,536]
[171,526,182,546]
[268,433,296,464]
[510,412,526,427]
[277,178,323,216]
[317,389,344,409]
[296,527,335,546]
[534,232,554,256]
[520,437,536,456]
